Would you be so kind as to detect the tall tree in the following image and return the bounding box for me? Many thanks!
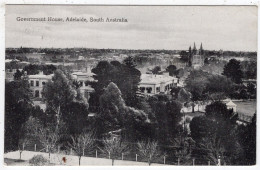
[98,82,150,141]
[42,69,77,130]
[166,65,177,76]
[90,60,141,109]
[222,59,243,84]
[5,78,32,152]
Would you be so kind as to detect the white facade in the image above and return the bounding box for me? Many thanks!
[138,74,178,95]
[71,71,95,100]
[28,71,53,98]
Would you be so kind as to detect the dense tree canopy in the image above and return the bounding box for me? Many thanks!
[90,60,141,109]
[5,79,32,152]
[97,82,150,141]
[222,59,243,84]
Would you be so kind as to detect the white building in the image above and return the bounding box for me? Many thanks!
[138,74,178,95]
[28,71,53,98]
[222,99,237,113]
[71,71,95,100]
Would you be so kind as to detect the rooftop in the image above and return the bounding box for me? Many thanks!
[28,72,53,79]
[140,74,177,84]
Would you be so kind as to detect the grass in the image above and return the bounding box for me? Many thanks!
[233,100,256,116]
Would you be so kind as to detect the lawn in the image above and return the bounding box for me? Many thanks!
[233,100,256,116]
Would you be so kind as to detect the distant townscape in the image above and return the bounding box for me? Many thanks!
[5,44,256,166]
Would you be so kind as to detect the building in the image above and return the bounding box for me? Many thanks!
[138,74,178,95]
[71,71,96,100]
[28,71,53,98]
[192,55,205,69]
[188,42,205,69]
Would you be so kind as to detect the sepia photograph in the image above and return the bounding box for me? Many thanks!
[3,4,257,166]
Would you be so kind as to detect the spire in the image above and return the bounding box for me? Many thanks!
[192,42,197,54]
[199,42,204,55]
[193,42,197,51]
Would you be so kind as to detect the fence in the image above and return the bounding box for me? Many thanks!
[20,140,221,166]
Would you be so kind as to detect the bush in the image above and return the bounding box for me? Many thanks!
[29,155,48,166]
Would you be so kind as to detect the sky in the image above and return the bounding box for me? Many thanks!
[5,5,258,51]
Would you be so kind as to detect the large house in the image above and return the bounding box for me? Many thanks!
[71,71,96,100]
[138,74,178,96]
[28,71,53,98]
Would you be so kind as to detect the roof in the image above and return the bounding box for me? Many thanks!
[28,73,53,79]
[226,100,237,107]
[140,74,177,85]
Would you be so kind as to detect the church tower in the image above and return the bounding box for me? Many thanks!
[192,42,197,55]
[199,43,204,55]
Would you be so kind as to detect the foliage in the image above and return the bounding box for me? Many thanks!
[98,82,150,141]
[42,69,89,137]
[205,101,234,122]
[90,60,141,109]
[185,70,210,101]
[238,114,256,165]
[177,88,191,104]
[29,155,49,166]
[5,79,32,152]
[222,59,243,84]
[23,64,56,75]
[166,65,177,76]
[151,66,161,75]
[137,140,158,165]
[148,94,182,144]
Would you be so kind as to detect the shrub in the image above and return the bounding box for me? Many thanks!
[29,155,48,166]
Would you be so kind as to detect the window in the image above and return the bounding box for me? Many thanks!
[42,82,46,86]
[140,87,145,93]
[36,81,39,87]
[146,87,152,93]
[156,87,160,93]
[30,80,34,86]
[79,81,83,87]
[35,90,39,97]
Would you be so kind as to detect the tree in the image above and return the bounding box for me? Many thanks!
[205,75,234,99]
[222,59,243,84]
[5,78,32,152]
[90,60,141,109]
[239,114,257,165]
[42,69,77,130]
[247,82,256,99]
[190,116,217,142]
[100,138,128,166]
[98,82,150,141]
[151,66,161,75]
[14,69,24,80]
[148,95,182,144]
[185,70,209,102]
[180,51,189,62]
[123,56,137,68]
[177,88,191,104]
[205,101,233,122]
[17,116,41,160]
[36,124,60,162]
[67,131,95,166]
[137,140,158,166]
[166,65,177,76]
